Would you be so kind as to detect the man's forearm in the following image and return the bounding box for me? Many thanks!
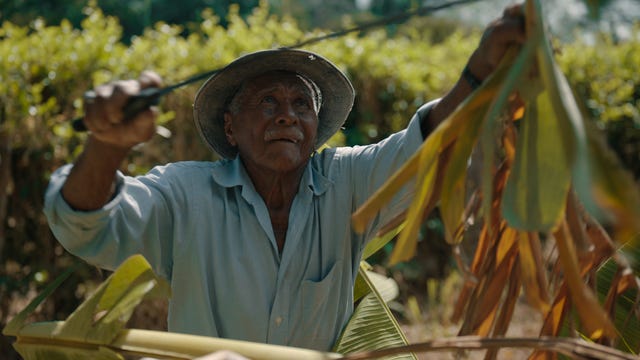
[61,136,130,211]
[421,69,477,137]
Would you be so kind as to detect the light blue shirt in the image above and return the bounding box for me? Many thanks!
[44,105,428,351]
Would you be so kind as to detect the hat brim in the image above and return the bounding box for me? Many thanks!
[193,49,355,159]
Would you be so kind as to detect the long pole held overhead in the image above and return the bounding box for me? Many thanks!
[72,0,480,132]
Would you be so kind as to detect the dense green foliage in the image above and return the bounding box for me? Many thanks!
[0,0,261,42]
[558,30,640,177]
[1,2,638,358]
[0,0,419,42]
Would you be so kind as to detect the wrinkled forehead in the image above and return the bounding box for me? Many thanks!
[243,70,322,104]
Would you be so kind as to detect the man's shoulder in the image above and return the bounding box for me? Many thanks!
[314,145,359,160]
[144,160,220,182]
[310,145,363,177]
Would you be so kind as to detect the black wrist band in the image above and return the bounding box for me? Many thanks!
[462,64,483,90]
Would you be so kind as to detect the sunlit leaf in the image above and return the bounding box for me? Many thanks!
[362,223,405,261]
[351,150,420,234]
[353,270,370,304]
[480,38,537,235]
[502,88,573,231]
[353,262,399,303]
[352,49,520,237]
[334,264,416,359]
[14,321,341,360]
[439,103,486,245]
[388,145,447,265]
[530,0,583,172]
[53,255,170,344]
[8,257,341,360]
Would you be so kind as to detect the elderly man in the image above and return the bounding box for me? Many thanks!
[44,4,525,352]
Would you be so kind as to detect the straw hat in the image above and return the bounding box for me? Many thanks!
[193,49,355,159]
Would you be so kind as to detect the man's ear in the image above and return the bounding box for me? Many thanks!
[223,113,237,146]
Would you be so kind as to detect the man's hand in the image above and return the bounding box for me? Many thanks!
[465,3,526,83]
[423,3,527,133]
[83,70,163,150]
[61,71,163,211]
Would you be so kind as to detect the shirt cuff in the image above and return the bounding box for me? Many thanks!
[403,99,440,150]
[416,98,440,139]
[43,164,126,227]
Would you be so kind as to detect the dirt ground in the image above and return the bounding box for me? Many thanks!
[399,297,543,359]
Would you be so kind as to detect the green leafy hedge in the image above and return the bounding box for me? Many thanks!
[556,29,640,177]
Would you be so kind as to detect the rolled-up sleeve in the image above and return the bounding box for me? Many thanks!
[44,164,175,280]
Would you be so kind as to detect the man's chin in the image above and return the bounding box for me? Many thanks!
[265,154,309,173]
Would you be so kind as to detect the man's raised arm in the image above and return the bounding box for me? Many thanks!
[421,4,526,135]
[61,71,162,210]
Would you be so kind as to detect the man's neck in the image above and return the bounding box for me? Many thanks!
[245,165,303,207]
[242,160,307,253]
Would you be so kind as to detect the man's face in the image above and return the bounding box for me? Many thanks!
[223,71,319,175]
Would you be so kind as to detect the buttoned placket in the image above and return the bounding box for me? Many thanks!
[265,173,315,344]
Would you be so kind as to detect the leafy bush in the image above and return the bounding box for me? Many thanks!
[557,29,640,178]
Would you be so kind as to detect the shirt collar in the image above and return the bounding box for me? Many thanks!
[210,155,333,196]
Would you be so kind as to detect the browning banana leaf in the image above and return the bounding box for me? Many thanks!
[351,0,640,355]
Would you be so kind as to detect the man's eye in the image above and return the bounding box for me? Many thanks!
[294,98,310,109]
[261,96,276,104]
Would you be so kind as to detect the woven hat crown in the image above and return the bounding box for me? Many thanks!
[193,49,355,159]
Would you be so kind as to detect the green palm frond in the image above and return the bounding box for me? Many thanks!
[334,262,416,360]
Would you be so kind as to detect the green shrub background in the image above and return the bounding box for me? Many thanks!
[0,2,638,358]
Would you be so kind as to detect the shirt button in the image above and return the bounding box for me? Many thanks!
[275,316,283,326]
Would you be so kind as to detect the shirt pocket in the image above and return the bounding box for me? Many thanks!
[300,260,344,349]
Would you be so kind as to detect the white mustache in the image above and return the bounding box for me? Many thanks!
[264,128,304,143]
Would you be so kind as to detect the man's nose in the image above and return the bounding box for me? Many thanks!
[274,102,298,125]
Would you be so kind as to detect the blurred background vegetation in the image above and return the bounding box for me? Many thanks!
[1,0,639,359]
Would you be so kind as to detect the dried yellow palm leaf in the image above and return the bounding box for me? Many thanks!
[538,286,571,339]
[485,268,522,360]
[388,46,528,265]
[480,39,539,236]
[439,104,487,245]
[553,220,617,340]
[518,231,551,314]
[351,148,420,234]
[460,226,519,337]
[351,44,521,240]
[452,225,491,323]
[388,145,451,265]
